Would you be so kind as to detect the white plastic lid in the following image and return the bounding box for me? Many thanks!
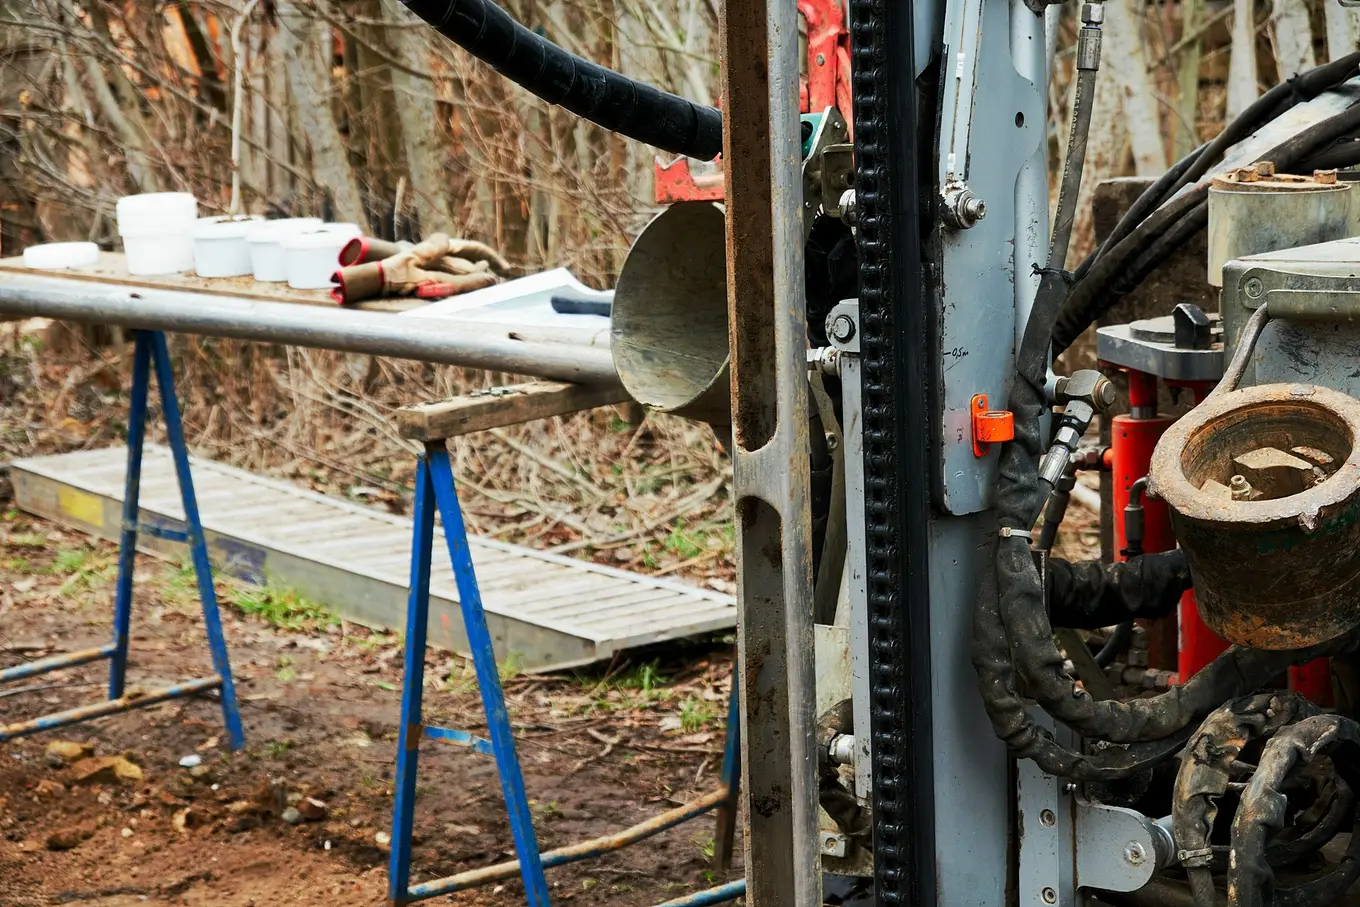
[245,217,324,243]
[22,241,100,270]
[117,193,197,235]
[192,215,265,240]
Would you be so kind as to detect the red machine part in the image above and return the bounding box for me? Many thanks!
[1110,370,1184,672]
[654,0,851,204]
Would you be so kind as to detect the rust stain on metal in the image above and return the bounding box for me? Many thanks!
[1150,382,1360,649]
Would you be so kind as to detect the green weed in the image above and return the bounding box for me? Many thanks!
[229,582,337,631]
[680,697,715,733]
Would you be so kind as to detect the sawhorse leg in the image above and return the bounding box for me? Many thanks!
[713,678,741,870]
[388,443,550,906]
[0,331,244,749]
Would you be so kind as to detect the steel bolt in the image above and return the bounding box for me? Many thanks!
[1039,809,1056,827]
[817,52,826,66]
[1245,276,1265,298]
[1042,888,1058,904]
[826,433,841,451]
[1124,841,1147,866]
[830,313,857,343]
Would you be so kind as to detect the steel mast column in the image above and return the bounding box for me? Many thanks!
[720,0,821,898]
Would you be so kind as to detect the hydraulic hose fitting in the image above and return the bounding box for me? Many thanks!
[1121,477,1147,559]
[1040,371,1116,487]
[1077,2,1104,71]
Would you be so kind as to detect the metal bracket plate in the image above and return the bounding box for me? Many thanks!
[934,0,1046,514]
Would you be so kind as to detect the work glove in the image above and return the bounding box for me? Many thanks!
[332,234,512,305]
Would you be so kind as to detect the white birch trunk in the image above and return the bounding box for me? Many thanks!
[1103,0,1165,175]
[1226,0,1259,119]
[1270,0,1315,78]
[1324,2,1360,58]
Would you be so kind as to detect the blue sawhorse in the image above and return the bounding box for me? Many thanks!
[0,330,244,750]
[387,438,743,905]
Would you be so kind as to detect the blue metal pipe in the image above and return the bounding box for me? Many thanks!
[427,446,551,907]
[651,881,747,907]
[0,675,221,742]
[0,644,114,685]
[422,725,494,756]
[389,456,437,905]
[108,331,152,700]
[149,332,245,751]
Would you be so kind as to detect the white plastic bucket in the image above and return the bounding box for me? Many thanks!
[245,218,323,282]
[117,193,198,276]
[282,224,362,290]
[192,215,264,278]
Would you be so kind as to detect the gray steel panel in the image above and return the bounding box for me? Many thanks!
[934,0,1046,514]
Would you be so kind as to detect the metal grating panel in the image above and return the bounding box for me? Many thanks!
[11,445,735,672]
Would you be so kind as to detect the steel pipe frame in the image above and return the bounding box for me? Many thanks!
[0,272,618,385]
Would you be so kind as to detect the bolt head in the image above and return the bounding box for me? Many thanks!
[829,313,856,342]
[1039,809,1056,827]
[1042,887,1058,904]
[1245,277,1264,299]
[816,52,826,65]
[1124,841,1147,866]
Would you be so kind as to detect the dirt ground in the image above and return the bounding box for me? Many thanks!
[0,504,746,905]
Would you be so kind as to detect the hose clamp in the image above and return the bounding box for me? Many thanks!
[1177,847,1213,868]
[999,527,1034,540]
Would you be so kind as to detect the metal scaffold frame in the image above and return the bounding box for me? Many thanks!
[0,330,245,749]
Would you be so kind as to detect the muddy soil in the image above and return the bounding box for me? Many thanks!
[0,509,743,906]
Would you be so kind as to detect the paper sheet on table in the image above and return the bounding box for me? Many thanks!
[401,268,613,329]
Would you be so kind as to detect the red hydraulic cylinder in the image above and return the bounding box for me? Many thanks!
[1290,661,1334,707]
[1110,371,1179,670]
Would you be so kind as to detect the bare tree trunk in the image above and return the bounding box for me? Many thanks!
[275,0,365,226]
[390,25,457,235]
[1270,0,1315,78]
[1324,2,1360,59]
[1226,0,1259,118]
[1104,0,1165,175]
[1174,0,1202,158]
[1068,41,1130,266]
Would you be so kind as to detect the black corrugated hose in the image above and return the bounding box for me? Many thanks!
[398,0,723,159]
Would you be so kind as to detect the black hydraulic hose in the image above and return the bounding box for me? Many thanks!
[1053,100,1360,355]
[1070,52,1360,289]
[398,0,723,159]
[1231,715,1360,907]
[1172,694,1323,907]
[1047,551,1191,630]
[1094,620,1132,667]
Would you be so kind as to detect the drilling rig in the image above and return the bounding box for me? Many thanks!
[399,0,1360,904]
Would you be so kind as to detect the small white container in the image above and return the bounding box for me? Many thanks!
[245,218,323,282]
[282,224,362,290]
[22,241,100,270]
[117,192,197,276]
[192,215,264,278]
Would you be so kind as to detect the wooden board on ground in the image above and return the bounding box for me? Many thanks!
[397,381,631,441]
[0,252,422,313]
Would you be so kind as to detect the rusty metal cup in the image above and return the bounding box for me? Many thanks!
[610,202,731,426]
[1151,307,1360,648]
